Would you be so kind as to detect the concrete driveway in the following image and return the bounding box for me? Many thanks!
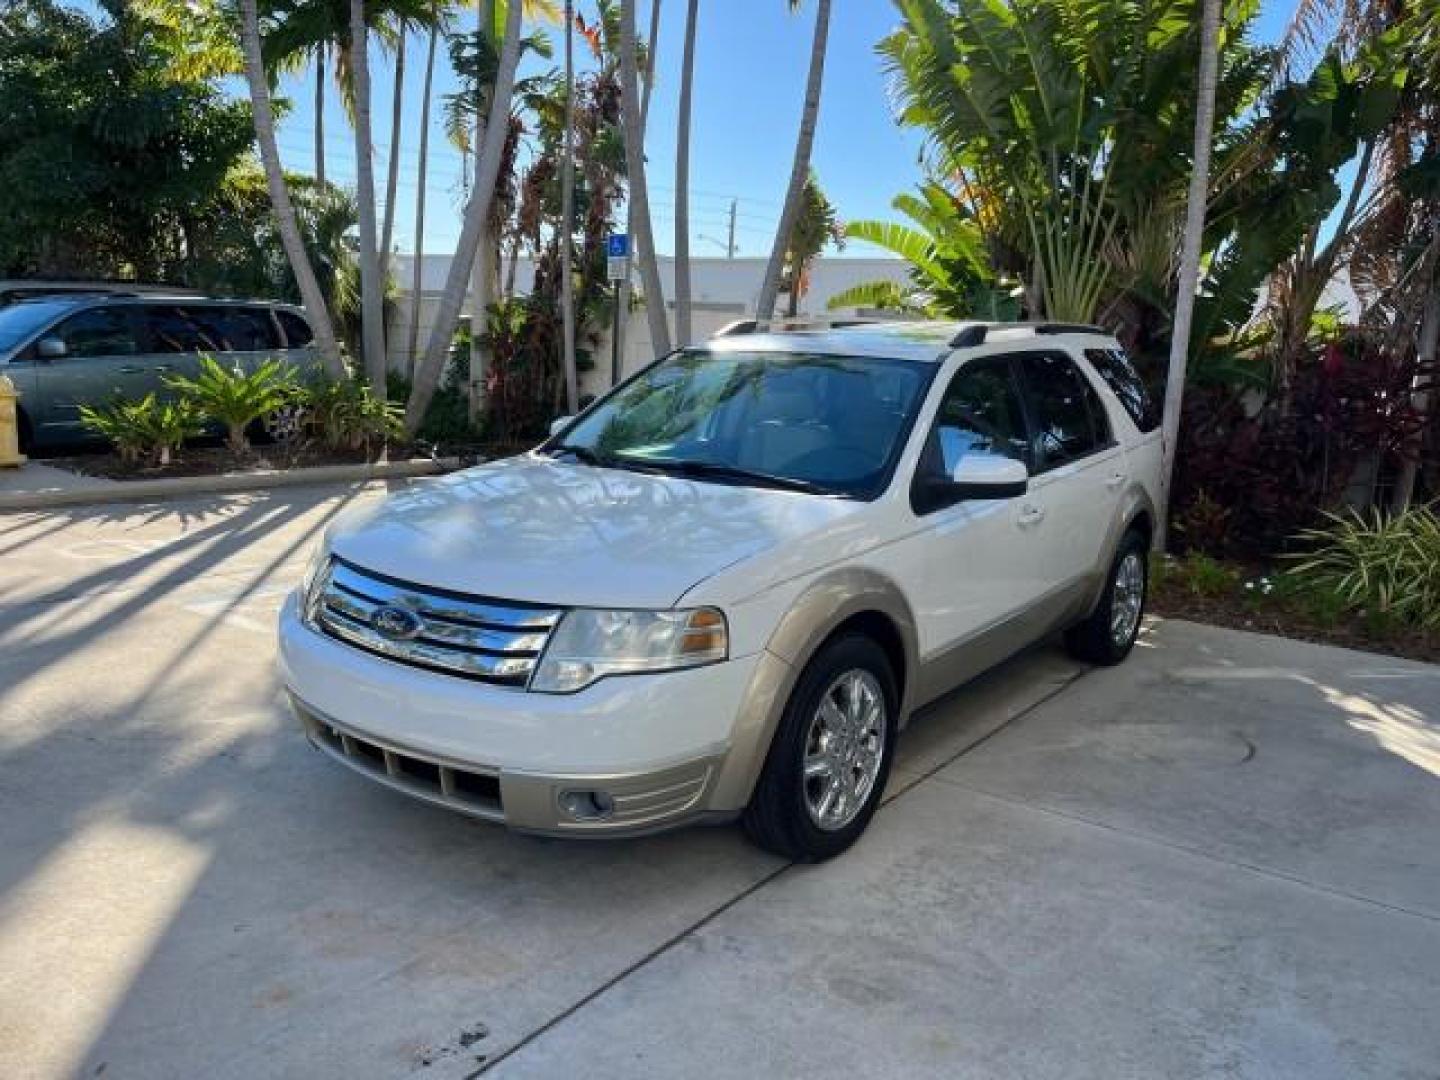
[2,484,1438,1079]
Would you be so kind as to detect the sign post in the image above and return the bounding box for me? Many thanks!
[607,234,631,386]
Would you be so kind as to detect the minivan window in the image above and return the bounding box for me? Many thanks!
[188,306,280,351]
[0,299,77,351]
[1085,347,1160,432]
[277,310,314,348]
[1016,352,1105,470]
[144,305,220,353]
[553,350,933,498]
[53,307,140,358]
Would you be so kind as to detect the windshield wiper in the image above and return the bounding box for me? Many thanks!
[550,444,665,475]
[549,443,609,466]
[637,458,838,496]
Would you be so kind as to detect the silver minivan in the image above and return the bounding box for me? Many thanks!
[0,294,316,451]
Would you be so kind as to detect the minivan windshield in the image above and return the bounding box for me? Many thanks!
[551,349,934,498]
[0,299,76,353]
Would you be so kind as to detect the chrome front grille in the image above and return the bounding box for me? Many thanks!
[310,558,564,687]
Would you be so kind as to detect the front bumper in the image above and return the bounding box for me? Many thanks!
[292,696,728,835]
[279,594,786,836]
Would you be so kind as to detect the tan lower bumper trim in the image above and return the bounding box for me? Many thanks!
[290,692,727,837]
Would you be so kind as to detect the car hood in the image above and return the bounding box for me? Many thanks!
[326,455,866,609]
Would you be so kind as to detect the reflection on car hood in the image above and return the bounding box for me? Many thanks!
[326,454,865,609]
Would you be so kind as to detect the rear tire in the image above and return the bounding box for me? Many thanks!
[16,407,33,456]
[1065,529,1148,665]
[742,634,898,862]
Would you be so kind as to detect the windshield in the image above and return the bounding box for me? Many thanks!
[0,300,76,353]
[552,349,934,498]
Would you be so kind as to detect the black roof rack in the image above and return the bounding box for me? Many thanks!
[949,322,1108,347]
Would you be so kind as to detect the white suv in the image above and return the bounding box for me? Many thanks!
[279,322,1162,860]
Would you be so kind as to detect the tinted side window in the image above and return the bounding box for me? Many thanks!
[187,306,280,351]
[1016,352,1102,470]
[54,307,139,358]
[1086,348,1159,432]
[276,310,314,348]
[143,305,222,354]
[913,359,1030,513]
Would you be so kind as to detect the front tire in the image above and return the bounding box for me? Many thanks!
[742,634,898,862]
[1065,529,1148,665]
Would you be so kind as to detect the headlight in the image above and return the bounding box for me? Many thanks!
[530,607,728,693]
[298,545,330,625]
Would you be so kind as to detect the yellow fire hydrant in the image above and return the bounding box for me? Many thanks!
[0,375,26,467]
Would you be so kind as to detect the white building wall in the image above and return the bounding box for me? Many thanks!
[387,254,912,389]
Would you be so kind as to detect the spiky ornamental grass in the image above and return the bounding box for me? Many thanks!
[1286,507,1440,631]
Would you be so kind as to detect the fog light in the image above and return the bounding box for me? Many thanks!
[559,789,615,821]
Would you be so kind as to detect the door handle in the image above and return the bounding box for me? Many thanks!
[1106,474,1126,490]
[1017,504,1046,527]
[152,363,174,372]
[117,365,145,375]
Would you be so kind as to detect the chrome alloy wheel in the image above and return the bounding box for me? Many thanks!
[1111,551,1145,647]
[802,669,887,832]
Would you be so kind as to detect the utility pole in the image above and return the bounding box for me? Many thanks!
[727,199,737,259]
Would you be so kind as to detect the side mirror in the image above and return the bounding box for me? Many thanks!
[951,454,1028,499]
[36,336,67,360]
[548,415,573,437]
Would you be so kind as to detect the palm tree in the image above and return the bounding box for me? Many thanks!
[406,20,441,376]
[673,0,698,345]
[237,0,346,377]
[314,45,327,187]
[406,0,524,431]
[350,0,388,394]
[755,0,831,324]
[380,30,406,280]
[560,0,579,412]
[1157,0,1223,549]
[469,0,497,420]
[620,0,671,358]
[641,0,662,128]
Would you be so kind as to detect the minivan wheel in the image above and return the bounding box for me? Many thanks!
[16,408,33,456]
[1065,529,1148,665]
[742,634,898,862]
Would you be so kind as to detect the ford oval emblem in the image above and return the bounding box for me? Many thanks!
[370,605,423,641]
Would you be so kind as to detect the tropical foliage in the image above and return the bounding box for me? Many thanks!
[78,395,206,466]
[164,356,301,453]
[779,173,844,318]
[0,0,253,279]
[827,182,1010,318]
[305,373,407,450]
[1286,506,1440,631]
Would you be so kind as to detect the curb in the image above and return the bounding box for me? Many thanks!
[0,457,459,512]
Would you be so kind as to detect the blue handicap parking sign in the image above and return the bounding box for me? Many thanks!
[607,234,631,258]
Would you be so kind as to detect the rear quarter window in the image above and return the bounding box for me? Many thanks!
[276,310,314,348]
[1085,348,1160,433]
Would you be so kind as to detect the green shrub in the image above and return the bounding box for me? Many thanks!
[1151,551,1242,599]
[79,394,205,466]
[305,375,404,452]
[1286,507,1440,631]
[165,356,299,454]
[387,369,482,448]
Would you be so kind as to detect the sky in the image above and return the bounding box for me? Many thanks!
[266,0,1300,259]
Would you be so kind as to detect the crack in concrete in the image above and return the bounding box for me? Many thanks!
[472,663,1092,1075]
